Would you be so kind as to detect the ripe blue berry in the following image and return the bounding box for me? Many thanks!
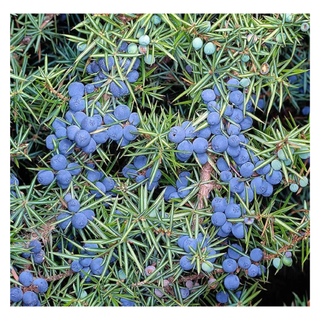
[196,127,211,139]
[207,112,220,125]
[69,95,85,112]
[227,145,241,157]
[46,134,57,150]
[211,135,228,153]
[168,126,186,143]
[230,109,244,123]
[55,126,67,139]
[211,197,228,212]
[196,152,208,165]
[81,116,99,133]
[232,223,247,239]
[250,248,263,262]
[71,260,81,272]
[238,256,251,269]
[247,264,259,277]
[217,158,230,171]
[229,177,245,194]
[123,125,138,141]
[180,288,190,299]
[179,255,195,270]
[266,170,283,185]
[228,135,240,147]
[67,199,80,212]
[193,137,208,153]
[229,90,244,106]
[240,116,253,130]
[211,212,226,226]
[68,82,84,97]
[224,274,240,290]
[72,212,88,229]
[29,239,42,254]
[10,287,23,302]
[177,140,193,160]
[19,270,33,287]
[33,250,45,264]
[23,291,39,306]
[240,162,254,177]
[183,238,198,253]
[74,129,91,148]
[216,291,229,304]
[56,212,71,229]
[90,258,104,275]
[201,89,216,103]
[128,112,140,126]
[58,138,73,156]
[33,278,48,293]
[225,203,241,218]
[92,126,109,144]
[108,124,123,141]
[91,181,107,198]
[222,258,238,273]
[50,154,68,171]
[80,209,95,221]
[37,170,54,186]
[227,78,240,92]
[56,170,72,185]
[114,105,131,121]
[164,186,177,201]
[228,244,243,260]
[233,148,250,165]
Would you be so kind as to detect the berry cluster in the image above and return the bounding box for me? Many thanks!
[86,54,140,97]
[56,193,97,230]
[20,239,45,264]
[69,243,115,283]
[37,63,141,189]
[122,155,162,190]
[10,270,48,306]
[163,171,193,200]
[215,245,265,304]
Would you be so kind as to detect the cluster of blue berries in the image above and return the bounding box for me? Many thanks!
[215,246,265,304]
[56,193,97,230]
[10,270,48,306]
[178,233,218,272]
[86,54,140,97]
[37,75,140,189]
[70,243,115,283]
[21,239,45,264]
[168,78,266,168]
[122,155,161,190]
[163,171,193,200]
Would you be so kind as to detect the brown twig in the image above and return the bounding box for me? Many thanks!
[45,269,74,282]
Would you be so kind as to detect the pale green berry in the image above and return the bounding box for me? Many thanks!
[240,78,251,87]
[136,28,145,38]
[301,23,309,32]
[139,35,150,46]
[192,37,203,50]
[282,256,293,267]
[272,257,283,269]
[289,183,299,193]
[204,42,216,55]
[201,261,214,272]
[276,33,287,43]
[144,54,155,65]
[127,43,138,54]
[299,177,308,187]
[151,15,161,25]
[77,43,87,52]
[271,159,282,171]
[241,54,250,62]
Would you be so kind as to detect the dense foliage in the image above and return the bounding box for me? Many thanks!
[10,13,310,307]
